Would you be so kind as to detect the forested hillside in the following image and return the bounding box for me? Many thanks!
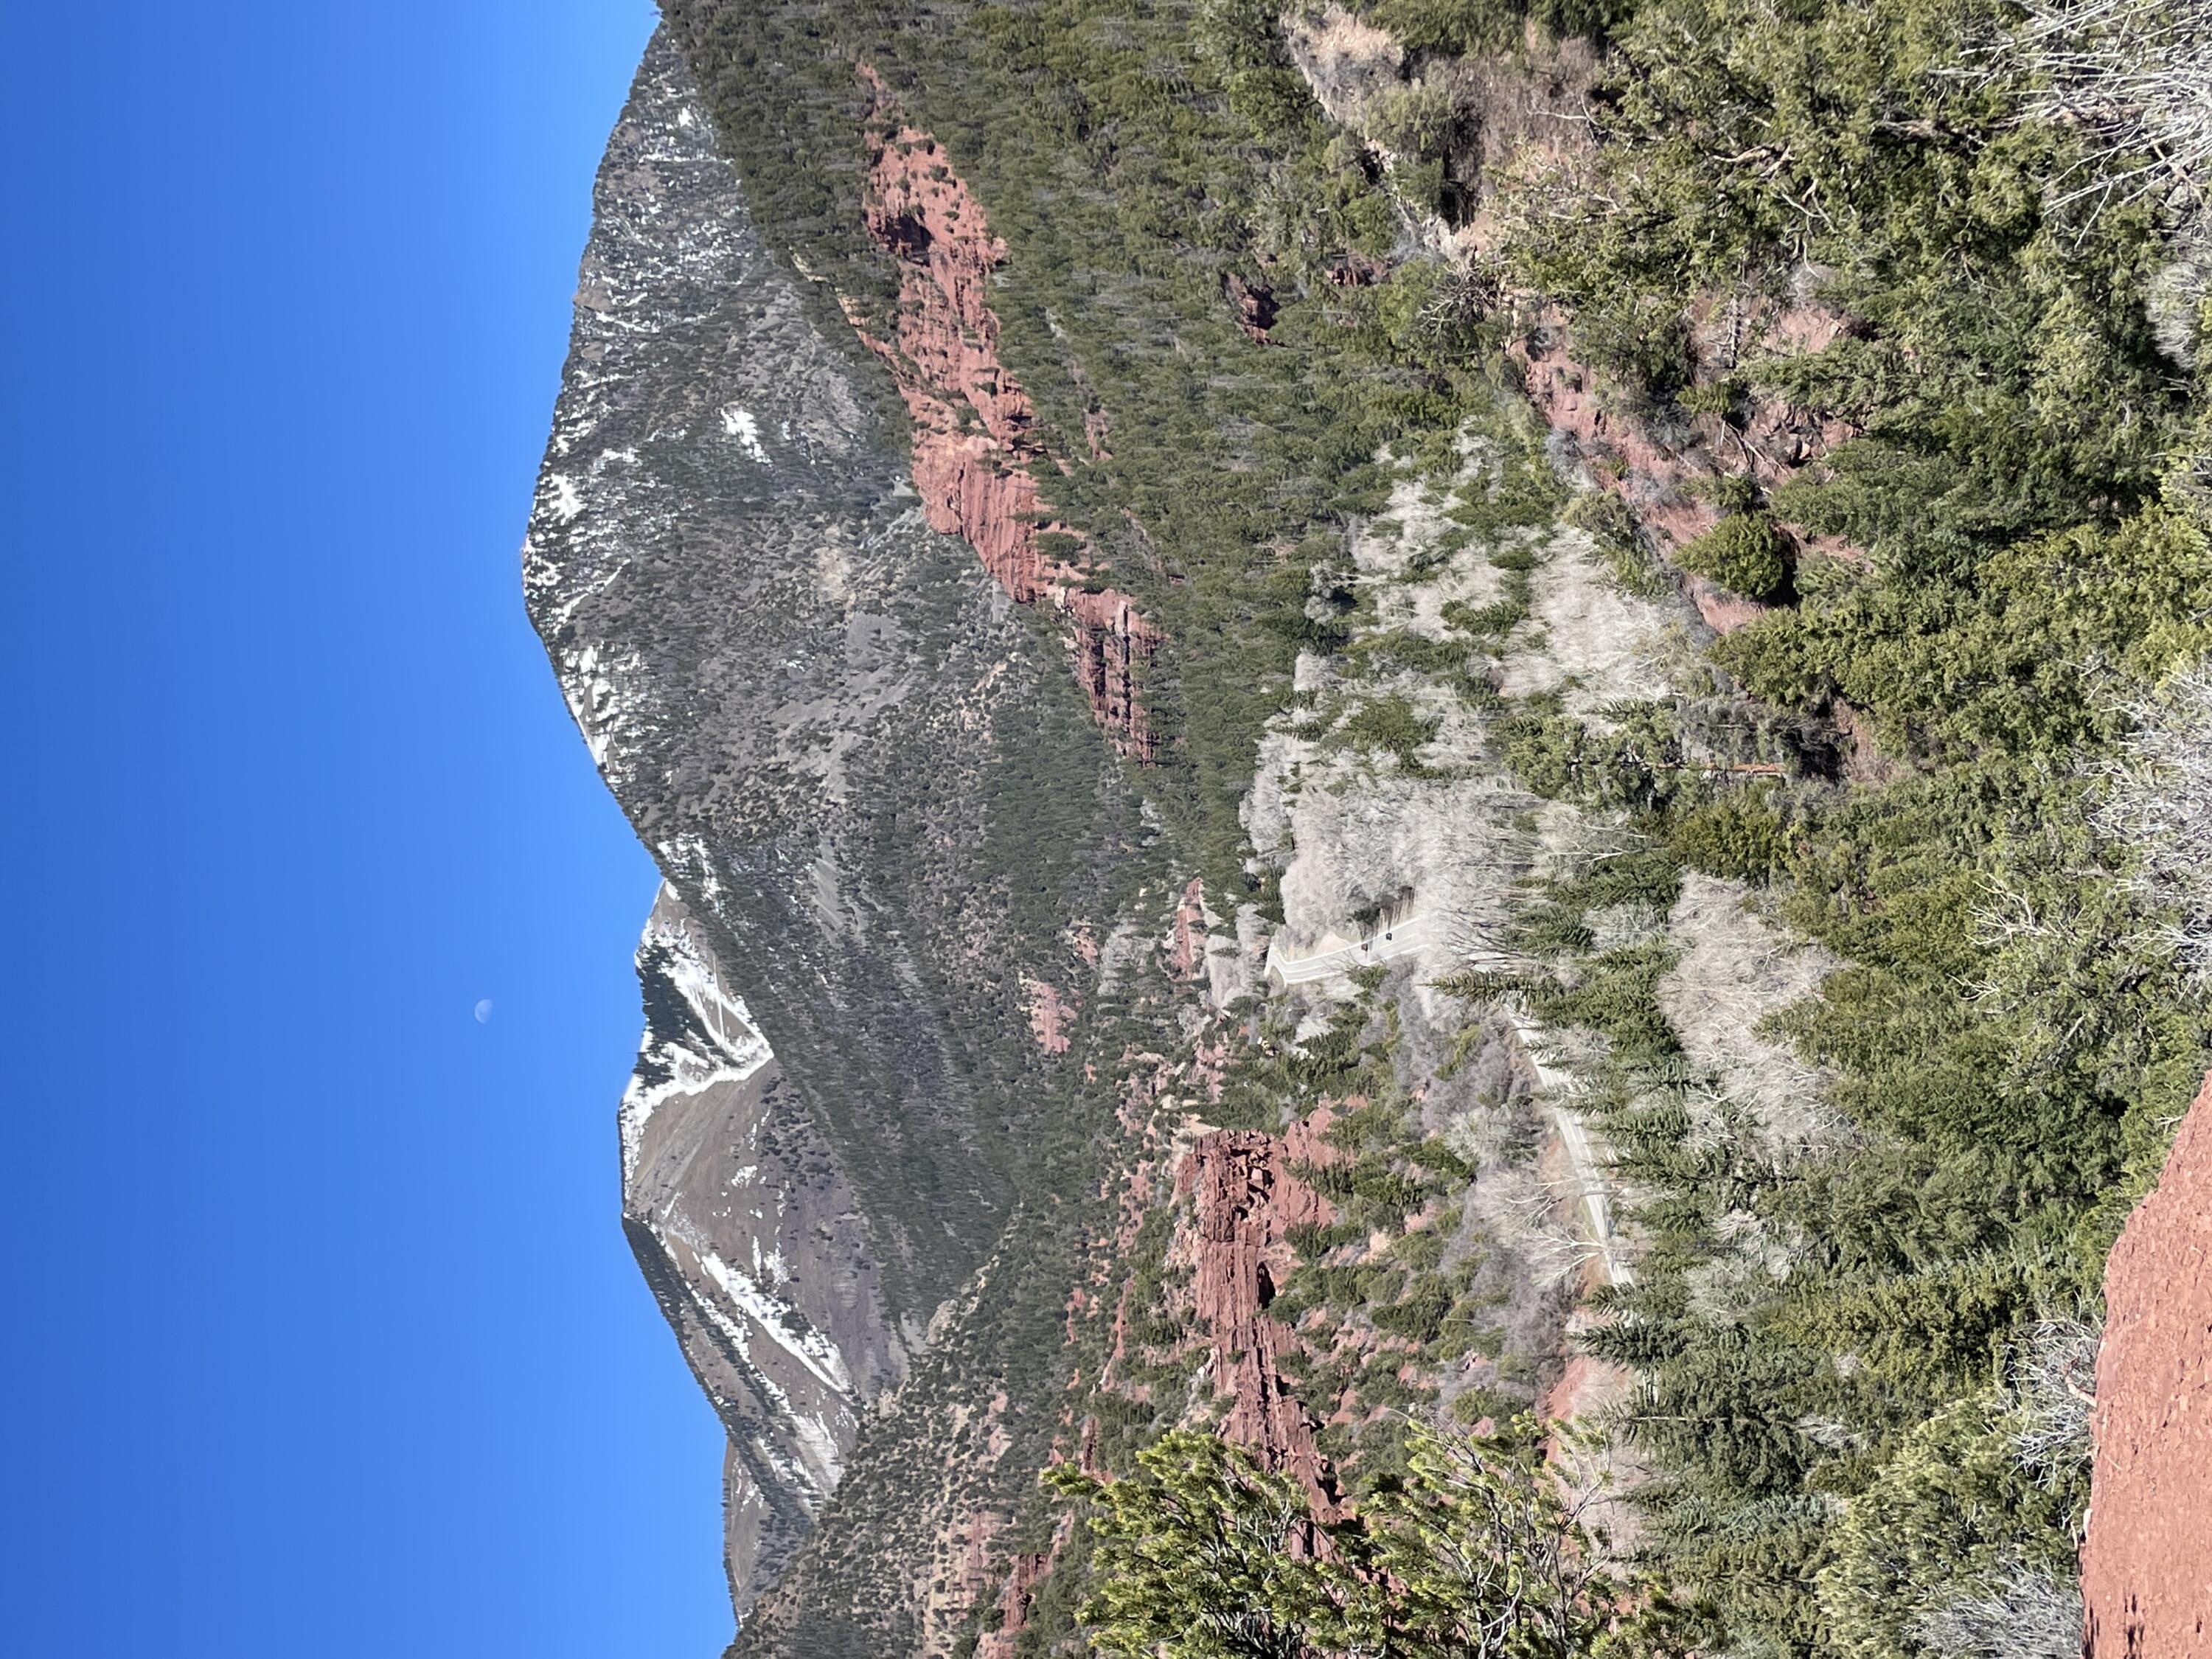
[585,1,2211,1651]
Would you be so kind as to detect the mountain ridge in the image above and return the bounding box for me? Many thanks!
[532,5,2212,1653]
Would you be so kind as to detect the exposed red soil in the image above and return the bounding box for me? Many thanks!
[972,1519,1071,1659]
[928,1506,1006,1658]
[1024,978,1076,1055]
[848,70,1157,758]
[1514,296,1861,634]
[1187,1034,1233,1105]
[1540,1352,1622,1421]
[2082,1070,2212,1658]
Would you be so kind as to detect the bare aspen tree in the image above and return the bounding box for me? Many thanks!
[2098,669,2212,975]
[2001,0,2212,215]
[1910,1561,2085,1659]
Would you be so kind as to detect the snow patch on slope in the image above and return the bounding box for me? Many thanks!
[721,403,771,462]
[696,1247,856,1395]
[620,885,774,1180]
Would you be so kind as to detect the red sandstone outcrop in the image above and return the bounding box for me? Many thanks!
[1172,1124,1338,1506]
[846,70,1158,757]
[972,1520,1071,1659]
[2082,1070,2212,1658]
[1065,585,1154,754]
[1024,978,1076,1055]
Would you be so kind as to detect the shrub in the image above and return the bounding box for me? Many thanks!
[1815,1391,2084,1659]
[1564,487,1672,597]
[1676,512,1791,601]
[1370,0,1527,55]
[1338,692,1444,771]
[1047,1422,1710,1658]
[1363,80,1456,161]
[1669,787,1790,879]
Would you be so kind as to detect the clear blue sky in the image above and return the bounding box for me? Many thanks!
[1,4,736,1655]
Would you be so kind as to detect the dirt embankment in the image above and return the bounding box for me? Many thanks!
[2082,1070,2212,1657]
[846,71,1157,758]
[1516,292,1862,633]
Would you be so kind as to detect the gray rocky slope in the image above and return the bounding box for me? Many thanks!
[522,32,1144,1625]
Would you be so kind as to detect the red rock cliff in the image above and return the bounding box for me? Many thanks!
[2082,1070,2212,1658]
[845,71,1158,758]
[1173,1124,1338,1506]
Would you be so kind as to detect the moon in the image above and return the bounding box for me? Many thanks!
[473,998,493,1024]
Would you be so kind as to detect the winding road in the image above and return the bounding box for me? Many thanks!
[1266,912,1632,1287]
[1264,910,1450,985]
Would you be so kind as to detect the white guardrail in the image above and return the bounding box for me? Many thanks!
[1506,1012,1634,1288]
[1263,913,1632,1287]
[1263,909,1449,985]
